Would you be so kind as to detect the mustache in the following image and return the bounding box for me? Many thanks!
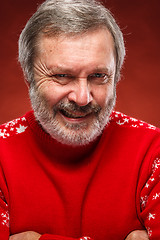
[54,101,102,115]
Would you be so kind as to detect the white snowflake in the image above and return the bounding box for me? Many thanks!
[150,178,155,182]
[131,125,138,128]
[80,237,92,240]
[148,213,156,221]
[141,195,148,208]
[123,118,129,123]
[145,183,150,188]
[152,193,160,200]
[0,129,7,138]
[116,118,129,125]
[116,120,124,125]
[16,125,28,134]
[130,117,138,122]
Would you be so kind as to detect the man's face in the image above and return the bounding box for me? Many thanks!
[31,28,116,146]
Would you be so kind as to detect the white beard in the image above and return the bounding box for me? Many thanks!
[29,85,116,146]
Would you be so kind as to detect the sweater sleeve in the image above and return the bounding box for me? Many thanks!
[140,156,160,239]
[0,189,9,239]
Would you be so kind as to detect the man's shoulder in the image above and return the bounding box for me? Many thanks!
[109,111,160,133]
[0,114,29,140]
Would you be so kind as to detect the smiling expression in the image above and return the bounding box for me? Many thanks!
[30,28,116,145]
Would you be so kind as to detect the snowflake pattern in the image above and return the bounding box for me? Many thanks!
[152,193,160,200]
[0,117,28,139]
[0,188,9,231]
[1,211,9,227]
[79,237,93,240]
[152,158,160,173]
[142,159,160,191]
[141,195,148,209]
[140,156,160,238]
[110,111,157,130]
[148,213,156,221]
[145,183,150,188]
[146,227,152,237]
[16,124,28,134]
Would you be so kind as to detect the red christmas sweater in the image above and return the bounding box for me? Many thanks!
[0,111,160,240]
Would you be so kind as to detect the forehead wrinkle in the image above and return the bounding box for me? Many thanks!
[45,65,80,75]
[36,28,116,77]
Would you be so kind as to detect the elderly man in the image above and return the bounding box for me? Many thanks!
[0,0,160,239]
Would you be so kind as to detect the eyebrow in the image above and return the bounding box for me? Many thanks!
[93,67,114,74]
[48,66,74,73]
[48,66,114,75]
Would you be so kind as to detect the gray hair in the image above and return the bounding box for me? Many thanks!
[18,0,125,84]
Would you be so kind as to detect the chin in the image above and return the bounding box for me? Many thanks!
[39,112,110,146]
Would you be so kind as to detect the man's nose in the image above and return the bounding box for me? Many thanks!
[67,78,93,106]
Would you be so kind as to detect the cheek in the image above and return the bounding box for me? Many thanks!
[93,85,114,107]
[38,83,67,105]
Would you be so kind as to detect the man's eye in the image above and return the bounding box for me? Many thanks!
[88,73,108,84]
[53,74,69,79]
[94,73,105,78]
[51,74,74,84]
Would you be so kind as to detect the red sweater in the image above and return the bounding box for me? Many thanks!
[0,111,160,240]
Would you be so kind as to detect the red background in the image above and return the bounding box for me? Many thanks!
[0,0,160,127]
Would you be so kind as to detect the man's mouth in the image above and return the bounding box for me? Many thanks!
[60,109,91,119]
